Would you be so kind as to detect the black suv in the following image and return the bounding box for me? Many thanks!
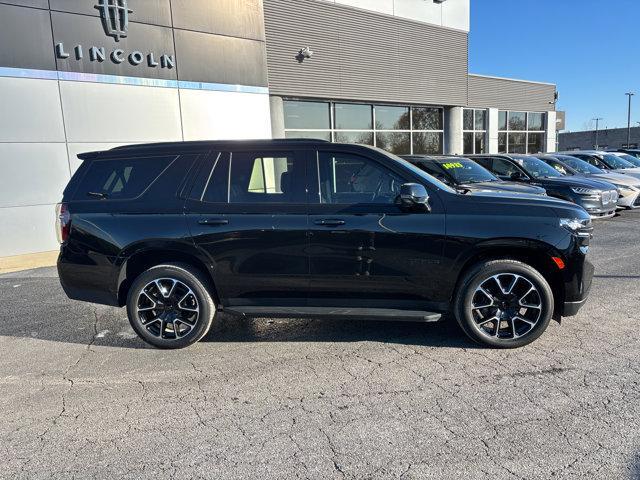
[57,140,594,349]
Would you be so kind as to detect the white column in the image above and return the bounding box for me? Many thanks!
[545,111,557,152]
[444,106,463,155]
[487,108,499,154]
[269,95,285,139]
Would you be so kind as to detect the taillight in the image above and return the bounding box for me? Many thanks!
[55,203,71,243]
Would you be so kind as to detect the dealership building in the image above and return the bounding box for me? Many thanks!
[0,0,558,264]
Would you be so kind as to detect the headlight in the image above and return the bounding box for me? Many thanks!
[560,218,593,237]
[571,187,600,195]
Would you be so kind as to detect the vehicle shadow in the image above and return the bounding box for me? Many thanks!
[200,312,480,349]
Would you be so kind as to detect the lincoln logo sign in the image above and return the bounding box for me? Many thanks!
[95,0,132,41]
[54,0,175,70]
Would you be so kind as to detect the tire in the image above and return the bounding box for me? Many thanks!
[126,263,215,349]
[454,260,554,349]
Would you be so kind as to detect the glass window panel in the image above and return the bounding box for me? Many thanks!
[335,131,374,145]
[334,103,372,130]
[283,101,330,130]
[375,105,410,130]
[229,154,305,204]
[463,132,474,154]
[508,132,527,153]
[475,109,487,131]
[412,107,443,130]
[508,112,527,131]
[527,132,545,153]
[317,152,404,205]
[413,132,443,154]
[498,133,508,153]
[499,111,508,131]
[285,130,332,141]
[376,132,411,155]
[528,112,545,131]
[475,132,486,154]
[463,109,474,131]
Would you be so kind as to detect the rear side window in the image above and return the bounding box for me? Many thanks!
[73,156,175,200]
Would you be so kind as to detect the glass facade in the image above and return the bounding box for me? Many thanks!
[463,108,487,155]
[283,100,444,155]
[498,111,547,154]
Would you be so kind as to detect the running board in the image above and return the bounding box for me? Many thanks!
[224,306,442,323]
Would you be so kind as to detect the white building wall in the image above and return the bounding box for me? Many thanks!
[0,72,271,258]
[322,0,470,31]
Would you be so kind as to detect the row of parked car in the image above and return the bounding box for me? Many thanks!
[401,149,640,219]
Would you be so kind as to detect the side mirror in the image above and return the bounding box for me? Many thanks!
[399,183,431,212]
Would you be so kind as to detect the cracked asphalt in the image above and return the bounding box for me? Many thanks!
[1,211,640,480]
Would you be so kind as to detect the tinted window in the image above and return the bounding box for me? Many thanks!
[73,156,175,200]
[528,132,545,154]
[463,109,474,131]
[376,132,411,155]
[316,152,404,205]
[334,104,372,130]
[375,105,409,130]
[463,132,474,155]
[284,101,330,130]
[229,152,305,204]
[528,112,545,131]
[437,159,497,184]
[602,154,634,169]
[498,111,508,131]
[412,107,443,130]
[518,157,563,178]
[334,131,374,146]
[560,156,603,174]
[415,162,450,184]
[198,153,230,203]
[491,158,520,177]
[508,112,527,131]
[475,110,487,131]
[413,132,443,154]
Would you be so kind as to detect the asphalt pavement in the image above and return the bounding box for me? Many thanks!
[1,211,640,479]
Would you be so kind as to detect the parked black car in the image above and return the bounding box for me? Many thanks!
[469,154,619,219]
[57,140,594,349]
[401,155,547,196]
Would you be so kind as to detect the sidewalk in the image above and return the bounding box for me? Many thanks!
[0,251,58,275]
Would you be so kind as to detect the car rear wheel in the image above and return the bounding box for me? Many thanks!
[454,260,554,348]
[126,263,215,349]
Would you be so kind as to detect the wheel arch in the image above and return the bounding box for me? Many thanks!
[452,240,566,320]
[116,243,220,307]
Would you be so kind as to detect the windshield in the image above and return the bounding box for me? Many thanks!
[617,154,640,167]
[558,156,603,174]
[369,147,456,193]
[517,156,563,178]
[435,159,497,184]
[602,154,635,169]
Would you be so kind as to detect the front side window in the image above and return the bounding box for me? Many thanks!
[316,152,404,205]
[518,157,563,178]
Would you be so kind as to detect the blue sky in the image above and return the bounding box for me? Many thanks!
[469,0,639,132]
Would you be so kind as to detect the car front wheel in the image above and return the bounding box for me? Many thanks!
[454,260,554,348]
[126,263,215,349]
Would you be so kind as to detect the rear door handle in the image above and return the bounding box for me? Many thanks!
[198,218,229,226]
[314,219,346,227]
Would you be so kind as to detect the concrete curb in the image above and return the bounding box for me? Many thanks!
[0,251,58,275]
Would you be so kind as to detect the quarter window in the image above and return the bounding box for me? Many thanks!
[73,156,175,200]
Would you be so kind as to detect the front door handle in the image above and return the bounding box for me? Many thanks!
[198,218,229,226]
[314,219,346,227]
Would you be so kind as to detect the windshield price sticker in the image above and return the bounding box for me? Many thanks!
[442,162,464,170]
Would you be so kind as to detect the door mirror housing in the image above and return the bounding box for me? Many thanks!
[398,183,431,211]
